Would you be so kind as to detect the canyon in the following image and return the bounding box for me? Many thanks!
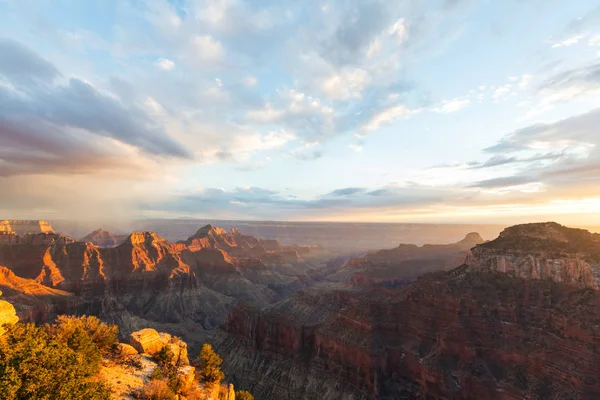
[1,220,600,399]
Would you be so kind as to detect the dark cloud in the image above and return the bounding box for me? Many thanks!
[537,61,600,97]
[146,184,452,219]
[0,38,60,83]
[472,107,600,191]
[0,39,191,176]
[324,187,366,197]
[469,175,535,189]
[468,153,563,169]
[485,107,600,154]
[320,0,394,66]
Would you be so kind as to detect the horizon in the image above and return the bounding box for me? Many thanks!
[1,1,600,224]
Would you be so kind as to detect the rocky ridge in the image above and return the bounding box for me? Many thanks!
[0,224,328,346]
[81,228,128,247]
[467,222,600,288]
[0,220,54,235]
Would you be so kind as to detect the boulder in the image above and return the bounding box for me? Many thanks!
[128,328,189,365]
[0,295,19,335]
[115,342,139,356]
[129,328,164,355]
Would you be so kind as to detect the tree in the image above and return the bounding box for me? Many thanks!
[198,344,224,387]
[0,323,111,399]
[235,390,254,400]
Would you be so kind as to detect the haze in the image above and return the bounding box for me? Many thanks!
[1,0,600,225]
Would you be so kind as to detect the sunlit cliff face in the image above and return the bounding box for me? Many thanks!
[1,1,600,224]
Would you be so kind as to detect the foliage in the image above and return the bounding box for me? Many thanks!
[235,390,254,400]
[0,323,111,400]
[198,344,224,387]
[66,327,102,375]
[139,379,176,400]
[48,315,118,354]
[153,345,174,366]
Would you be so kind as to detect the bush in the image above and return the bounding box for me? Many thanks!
[153,345,175,366]
[66,327,102,375]
[198,344,224,387]
[48,315,118,354]
[0,323,111,399]
[235,390,254,400]
[140,379,176,400]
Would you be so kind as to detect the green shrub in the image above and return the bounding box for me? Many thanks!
[0,323,111,400]
[198,344,224,387]
[66,327,102,375]
[153,345,174,366]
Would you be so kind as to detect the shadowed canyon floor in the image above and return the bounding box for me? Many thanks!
[2,220,600,399]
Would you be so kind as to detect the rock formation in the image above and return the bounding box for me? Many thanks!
[80,228,127,247]
[0,290,19,335]
[129,328,189,365]
[467,222,600,288]
[0,220,54,235]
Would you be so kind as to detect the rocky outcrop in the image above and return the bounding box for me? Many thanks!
[0,266,75,322]
[130,328,166,355]
[0,220,54,235]
[80,229,127,247]
[129,328,189,366]
[467,222,600,288]
[0,291,19,335]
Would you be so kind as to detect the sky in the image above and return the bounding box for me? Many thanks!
[1,0,600,225]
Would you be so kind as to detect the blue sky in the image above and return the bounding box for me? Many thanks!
[1,0,600,224]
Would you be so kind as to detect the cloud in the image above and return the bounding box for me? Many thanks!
[320,68,370,100]
[189,35,224,62]
[536,61,600,104]
[0,38,60,83]
[466,107,600,196]
[155,57,175,70]
[485,107,600,154]
[362,104,420,131]
[146,183,453,219]
[0,39,191,176]
[436,97,470,113]
[324,187,366,197]
[552,34,584,48]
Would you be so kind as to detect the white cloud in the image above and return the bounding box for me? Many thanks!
[436,97,470,113]
[362,104,418,131]
[190,35,224,61]
[320,68,370,100]
[366,38,382,58]
[243,76,257,87]
[246,103,284,123]
[493,84,512,101]
[552,35,584,48]
[589,35,600,46]
[388,18,408,43]
[155,57,175,70]
[349,143,363,152]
